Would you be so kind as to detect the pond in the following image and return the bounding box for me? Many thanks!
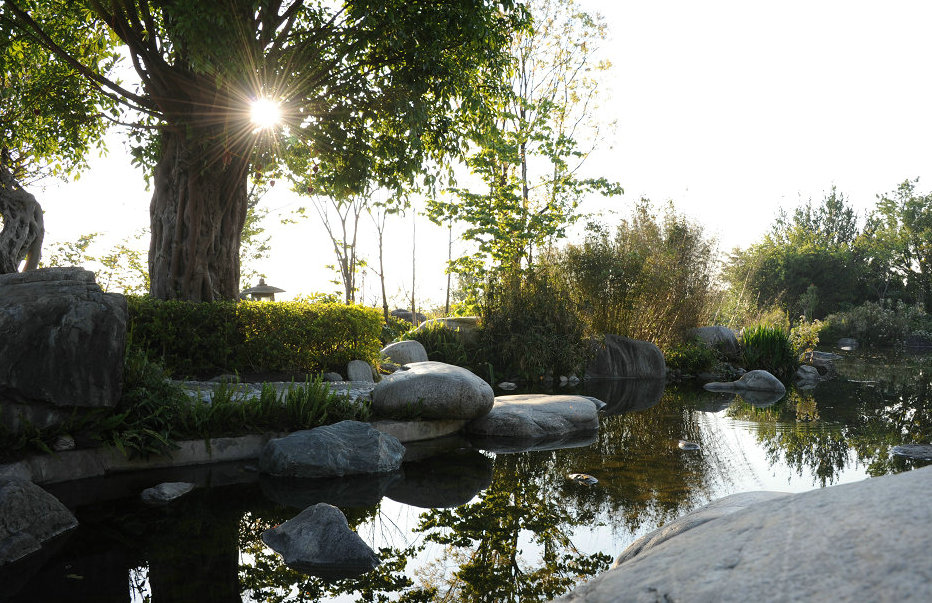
[4,352,932,602]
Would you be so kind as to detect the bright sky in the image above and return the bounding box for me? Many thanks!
[36,1,932,306]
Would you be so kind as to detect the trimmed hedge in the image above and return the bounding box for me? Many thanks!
[127,296,383,378]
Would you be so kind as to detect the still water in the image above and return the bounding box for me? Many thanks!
[4,352,932,602]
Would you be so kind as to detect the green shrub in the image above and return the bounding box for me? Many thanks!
[789,316,825,358]
[664,338,719,375]
[381,314,412,344]
[127,297,383,378]
[548,200,718,349]
[822,300,931,348]
[739,324,797,380]
[403,321,476,368]
[478,267,589,381]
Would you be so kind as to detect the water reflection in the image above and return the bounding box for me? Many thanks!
[5,353,932,602]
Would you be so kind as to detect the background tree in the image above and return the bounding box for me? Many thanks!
[6,0,525,300]
[0,1,118,273]
[866,179,932,311]
[723,187,865,319]
[427,0,620,281]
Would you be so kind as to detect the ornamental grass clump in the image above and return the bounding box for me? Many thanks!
[739,324,797,381]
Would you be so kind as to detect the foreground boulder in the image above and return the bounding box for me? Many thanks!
[259,421,405,478]
[262,503,378,578]
[689,326,739,358]
[586,335,666,379]
[704,369,786,395]
[380,340,428,365]
[0,268,127,432]
[1,478,77,565]
[371,361,494,420]
[553,466,932,602]
[467,394,600,442]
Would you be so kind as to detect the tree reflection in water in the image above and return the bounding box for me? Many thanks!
[726,363,932,486]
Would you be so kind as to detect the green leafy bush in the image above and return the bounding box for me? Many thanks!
[664,338,719,375]
[822,300,931,348]
[127,297,383,378]
[789,317,825,358]
[739,324,797,380]
[403,321,476,368]
[478,267,589,381]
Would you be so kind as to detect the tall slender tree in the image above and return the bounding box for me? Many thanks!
[5,0,526,299]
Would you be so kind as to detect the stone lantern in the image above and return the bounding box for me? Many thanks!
[240,278,285,301]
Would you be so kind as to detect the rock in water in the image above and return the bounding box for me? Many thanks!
[703,369,786,394]
[380,340,428,365]
[261,503,378,578]
[677,440,700,451]
[586,335,666,379]
[467,394,600,440]
[0,477,77,565]
[0,268,127,432]
[141,482,195,505]
[259,420,405,478]
[372,361,494,420]
[568,473,598,486]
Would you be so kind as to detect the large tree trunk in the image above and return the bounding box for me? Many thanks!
[148,129,250,301]
[0,161,43,273]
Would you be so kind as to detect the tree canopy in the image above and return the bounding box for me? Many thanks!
[5,0,527,299]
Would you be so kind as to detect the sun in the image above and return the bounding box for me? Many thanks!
[250,97,282,130]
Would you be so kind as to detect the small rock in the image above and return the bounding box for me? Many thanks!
[141,482,195,505]
[322,372,344,382]
[560,376,569,384]
[568,473,598,485]
[567,375,581,385]
[262,503,379,578]
[52,435,75,452]
[678,440,700,451]
[346,360,375,383]
[795,365,820,382]
[498,381,518,390]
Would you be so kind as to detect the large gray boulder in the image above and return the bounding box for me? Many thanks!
[0,268,127,432]
[689,326,739,358]
[553,465,932,602]
[371,361,494,420]
[466,394,600,440]
[380,340,428,365]
[259,420,405,478]
[261,503,378,578]
[586,335,666,379]
[703,369,786,394]
[1,477,78,565]
[390,308,427,325]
